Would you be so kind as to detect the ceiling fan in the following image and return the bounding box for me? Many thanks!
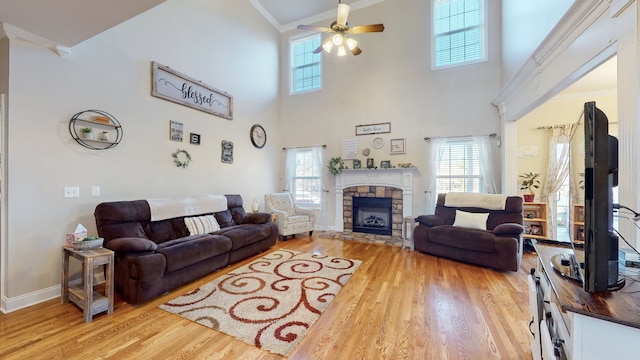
[297,0,384,56]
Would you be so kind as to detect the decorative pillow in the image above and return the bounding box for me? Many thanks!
[452,210,489,230]
[184,215,220,235]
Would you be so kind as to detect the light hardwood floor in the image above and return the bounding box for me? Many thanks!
[0,234,535,359]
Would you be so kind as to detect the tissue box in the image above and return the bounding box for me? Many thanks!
[66,231,87,247]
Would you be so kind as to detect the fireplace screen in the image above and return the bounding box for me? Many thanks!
[352,197,392,236]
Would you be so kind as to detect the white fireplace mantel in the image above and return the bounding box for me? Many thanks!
[335,168,416,232]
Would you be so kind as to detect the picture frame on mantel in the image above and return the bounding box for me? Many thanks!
[390,138,406,154]
[151,61,233,120]
[355,122,391,136]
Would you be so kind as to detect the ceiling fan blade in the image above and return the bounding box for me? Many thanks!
[313,45,323,54]
[337,3,350,27]
[350,45,362,56]
[349,24,385,34]
[297,24,332,32]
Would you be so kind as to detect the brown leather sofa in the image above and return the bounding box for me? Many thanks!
[94,194,278,304]
[413,193,524,271]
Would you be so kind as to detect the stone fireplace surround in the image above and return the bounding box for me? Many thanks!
[335,168,415,238]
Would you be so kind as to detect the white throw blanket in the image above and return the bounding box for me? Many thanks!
[147,194,228,221]
[444,192,507,210]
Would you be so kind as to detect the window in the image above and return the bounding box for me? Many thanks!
[432,0,486,69]
[286,148,323,207]
[290,33,322,94]
[435,140,483,193]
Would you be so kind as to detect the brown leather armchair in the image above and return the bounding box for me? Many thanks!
[413,193,524,271]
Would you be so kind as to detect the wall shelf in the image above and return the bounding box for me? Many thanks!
[68,109,123,150]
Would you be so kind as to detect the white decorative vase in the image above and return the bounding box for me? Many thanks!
[252,198,261,213]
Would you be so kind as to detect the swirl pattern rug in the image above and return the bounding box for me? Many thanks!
[159,249,361,356]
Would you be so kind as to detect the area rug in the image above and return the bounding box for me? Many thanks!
[160,249,361,356]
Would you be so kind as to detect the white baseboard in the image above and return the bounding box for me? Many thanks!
[0,271,106,314]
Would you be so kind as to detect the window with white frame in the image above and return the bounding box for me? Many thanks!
[290,33,322,94]
[289,148,322,207]
[435,139,483,193]
[432,0,486,69]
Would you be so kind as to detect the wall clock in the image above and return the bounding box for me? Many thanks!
[250,124,266,148]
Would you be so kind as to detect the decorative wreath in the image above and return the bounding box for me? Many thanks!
[327,156,345,175]
[172,149,191,168]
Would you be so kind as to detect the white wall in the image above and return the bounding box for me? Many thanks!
[278,0,503,228]
[500,0,573,85]
[1,0,280,311]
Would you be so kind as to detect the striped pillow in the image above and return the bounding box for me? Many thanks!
[184,215,220,235]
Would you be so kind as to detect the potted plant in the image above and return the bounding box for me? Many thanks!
[328,156,346,175]
[81,127,93,140]
[519,172,541,202]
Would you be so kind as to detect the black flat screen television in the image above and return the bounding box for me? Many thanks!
[581,101,624,292]
[550,101,624,293]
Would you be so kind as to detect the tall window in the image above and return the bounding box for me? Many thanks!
[432,0,486,69]
[435,140,483,193]
[290,33,322,94]
[285,148,323,208]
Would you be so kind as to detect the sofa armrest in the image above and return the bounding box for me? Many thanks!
[292,203,315,220]
[105,237,158,253]
[242,212,272,224]
[493,223,524,235]
[415,215,445,227]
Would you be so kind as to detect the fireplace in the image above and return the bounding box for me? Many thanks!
[334,168,415,239]
[352,197,392,236]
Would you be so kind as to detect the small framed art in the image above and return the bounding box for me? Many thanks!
[390,138,406,154]
[353,159,361,169]
[380,160,391,169]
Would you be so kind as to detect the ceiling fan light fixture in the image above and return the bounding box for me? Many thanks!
[337,45,347,57]
[345,37,357,50]
[332,33,343,46]
[322,38,334,53]
[337,3,350,27]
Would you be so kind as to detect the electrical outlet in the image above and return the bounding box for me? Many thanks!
[64,186,80,198]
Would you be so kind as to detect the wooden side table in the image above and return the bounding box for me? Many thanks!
[61,247,114,322]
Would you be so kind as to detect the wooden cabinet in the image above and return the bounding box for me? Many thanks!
[572,204,585,245]
[523,202,548,239]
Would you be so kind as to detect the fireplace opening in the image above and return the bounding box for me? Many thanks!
[352,197,392,236]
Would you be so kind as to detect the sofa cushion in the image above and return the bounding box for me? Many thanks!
[429,225,496,253]
[107,237,158,253]
[243,212,272,224]
[155,234,232,273]
[215,224,274,250]
[453,210,489,230]
[184,215,220,235]
[215,209,236,228]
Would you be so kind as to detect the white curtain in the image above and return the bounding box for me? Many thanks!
[472,135,498,194]
[425,138,446,214]
[311,146,328,225]
[541,125,574,239]
[283,149,296,192]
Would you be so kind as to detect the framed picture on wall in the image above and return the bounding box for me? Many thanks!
[353,159,361,169]
[390,138,406,154]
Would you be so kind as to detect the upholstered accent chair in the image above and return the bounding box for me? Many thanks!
[264,192,314,240]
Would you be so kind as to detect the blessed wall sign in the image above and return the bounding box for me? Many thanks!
[151,61,233,120]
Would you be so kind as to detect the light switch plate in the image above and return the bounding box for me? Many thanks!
[64,187,80,198]
[91,186,100,197]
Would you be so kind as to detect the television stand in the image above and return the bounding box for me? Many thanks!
[529,242,640,360]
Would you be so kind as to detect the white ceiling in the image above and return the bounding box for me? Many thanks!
[0,0,616,94]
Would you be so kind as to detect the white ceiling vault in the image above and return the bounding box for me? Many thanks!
[0,0,616,93]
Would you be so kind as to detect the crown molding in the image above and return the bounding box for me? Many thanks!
[1,23,71,57]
